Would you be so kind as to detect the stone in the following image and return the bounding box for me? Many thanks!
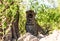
[39,30,60,41]
[18,33,39,41]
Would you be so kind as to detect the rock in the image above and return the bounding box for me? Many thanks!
[39,30,60,41]
[18,30,60,41]
[18,33,39,41]
[30,37,39,41]
[37,33,45,39]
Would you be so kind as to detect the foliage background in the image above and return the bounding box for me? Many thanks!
[20,0,60,35]
[0,0,20,37]
[0,0,60,37]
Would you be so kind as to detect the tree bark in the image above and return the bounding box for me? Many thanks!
[11,5,20,40]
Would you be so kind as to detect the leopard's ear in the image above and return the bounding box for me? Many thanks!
[26,10,28,14]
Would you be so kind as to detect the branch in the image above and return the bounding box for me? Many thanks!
[1,1,14,13]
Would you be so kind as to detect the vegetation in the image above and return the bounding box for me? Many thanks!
[0,0,20,38]
[0,0,60,38]
[20,0,60,34]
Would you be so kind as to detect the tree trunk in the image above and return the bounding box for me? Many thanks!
[11,6,20,40]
